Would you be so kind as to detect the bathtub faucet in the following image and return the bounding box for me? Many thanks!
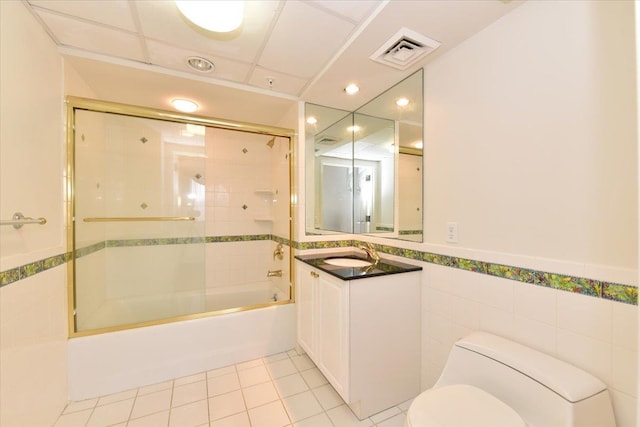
[267,269,282,278]
[273,243,284,260]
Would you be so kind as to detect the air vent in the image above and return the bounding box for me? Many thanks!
[315,135,339,145]
[370,27,441,70]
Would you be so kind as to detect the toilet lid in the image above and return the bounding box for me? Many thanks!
[406,384,526,427]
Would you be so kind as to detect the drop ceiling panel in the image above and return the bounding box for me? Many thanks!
[146,40,252,83]
[135,0,279,63]
[23,0,524,119]
[247,66,308,95]
[258,1,355,78]
[29,0,136,32]
[307,0,381,23]
[36,9,146,62]
[302,0,523,110]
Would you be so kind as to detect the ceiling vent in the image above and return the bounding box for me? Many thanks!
[370,27,441,70]
[315,135,339,145]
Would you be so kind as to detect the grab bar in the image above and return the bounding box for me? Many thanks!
[1,212,47,229]
[83,216,195,223]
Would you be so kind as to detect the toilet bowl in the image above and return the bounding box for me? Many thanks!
[405,384,525,427]
[406,332,616,427]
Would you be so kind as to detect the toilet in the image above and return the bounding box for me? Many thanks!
[406,332,616,426]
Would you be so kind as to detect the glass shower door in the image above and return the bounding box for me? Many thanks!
[73,110,206,332]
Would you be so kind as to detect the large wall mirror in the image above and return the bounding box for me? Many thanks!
[305,69,423,242]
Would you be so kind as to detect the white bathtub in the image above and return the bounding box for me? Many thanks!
[79,282,288,331]
[68,283,294,400]
[206,283,288,312]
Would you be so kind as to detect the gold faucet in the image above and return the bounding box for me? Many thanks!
[273,243,284,260]
[267,269,282,277]
[357,242,380,264]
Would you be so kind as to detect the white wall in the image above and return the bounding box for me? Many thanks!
[424,0,637,269]
[421,1,637,426]
[0,2,68,426]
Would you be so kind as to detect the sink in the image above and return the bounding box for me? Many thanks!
[324,258,372,268]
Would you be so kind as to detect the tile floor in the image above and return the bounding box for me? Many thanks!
[54,349,414,427]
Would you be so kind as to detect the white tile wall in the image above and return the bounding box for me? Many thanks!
[205,128,289,239]
[422,263,638,427]
[0,268,69,426]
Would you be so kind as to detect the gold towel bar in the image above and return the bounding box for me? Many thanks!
[83,216,196,222]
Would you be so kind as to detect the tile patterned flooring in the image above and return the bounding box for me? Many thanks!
[54,349,414,427]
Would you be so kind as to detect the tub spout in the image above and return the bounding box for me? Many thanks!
[267,269,282,277]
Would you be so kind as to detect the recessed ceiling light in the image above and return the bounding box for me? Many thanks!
[175,1,244,33]
[171,99,198,113]
[347,125,361,132]
[345,84,359,95]
[306,117,318,125]
[396,97,410,107]
[187,56,214,73]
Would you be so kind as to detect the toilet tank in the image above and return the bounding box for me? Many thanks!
[435,332,616,427]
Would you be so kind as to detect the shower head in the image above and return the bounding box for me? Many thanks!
[266,136,275,148]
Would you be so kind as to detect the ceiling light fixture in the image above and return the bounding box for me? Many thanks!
[396,97,410,107]
[175,1,244,33]
[344,84,359,95]
[306,117,318,125]
[187,56,214,73]
[171,99,198,113]
[347,125,361,132]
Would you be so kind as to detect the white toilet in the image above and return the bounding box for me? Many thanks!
[406,332,616,426]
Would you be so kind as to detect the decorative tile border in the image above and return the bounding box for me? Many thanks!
[75,241,105,258]
[0,252,71,288]
[365,243,638,306]
[107,237,207,247]
[399,230,423,236]
[1,237,637,305]
[294,239,356,250]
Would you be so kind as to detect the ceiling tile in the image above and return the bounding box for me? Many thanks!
[247,66,308,96]
[28,0,136,31]
[146,40,252,83]
[306,0,381,23]
[136,0,279,63]
[35,9,146,62]
[258,1,355,78]
[24,0,524,114]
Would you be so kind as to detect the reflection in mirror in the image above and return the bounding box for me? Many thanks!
[357,69,423,242]
[305,69,423,241]
[305,104,352,234]
[352,113,395,234]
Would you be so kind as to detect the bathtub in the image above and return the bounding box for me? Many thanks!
[78,282,288,332]
[68,285,295,400]
[206,283,288,312]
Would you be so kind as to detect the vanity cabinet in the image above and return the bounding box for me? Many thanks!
[295,259,421,420]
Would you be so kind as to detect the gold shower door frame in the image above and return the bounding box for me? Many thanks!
[66,96,296,338]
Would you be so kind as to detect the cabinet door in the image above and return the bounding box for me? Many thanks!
[317,274,349,400]
[295,261,317,359]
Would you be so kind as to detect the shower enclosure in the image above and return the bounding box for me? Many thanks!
[67,98,294,335]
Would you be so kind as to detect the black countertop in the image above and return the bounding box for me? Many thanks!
[295,251,422,281]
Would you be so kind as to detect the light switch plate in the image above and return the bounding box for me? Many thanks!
[446,222,458,243]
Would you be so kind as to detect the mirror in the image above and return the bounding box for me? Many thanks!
[305,69,423,241]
